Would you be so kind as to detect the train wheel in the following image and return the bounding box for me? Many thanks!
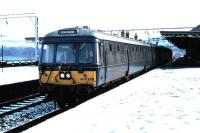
[56,98,67,109]
[76,86,93,96]
[67,97,79,108]
[45,93,54,101]
[56,95,78,108]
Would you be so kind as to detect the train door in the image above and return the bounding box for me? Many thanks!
[126,46,130,76]
[98,41,106,85]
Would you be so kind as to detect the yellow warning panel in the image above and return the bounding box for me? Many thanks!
[39,71,96,86]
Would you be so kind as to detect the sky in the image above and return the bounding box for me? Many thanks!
[0,0,200,36]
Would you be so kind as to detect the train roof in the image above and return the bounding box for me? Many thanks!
[44,27,150,47]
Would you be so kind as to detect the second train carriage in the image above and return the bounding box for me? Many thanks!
[39,26,172,107]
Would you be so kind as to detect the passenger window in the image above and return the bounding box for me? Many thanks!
[109,45,112,51]
[99,43,104,65]
[117,45,120,51]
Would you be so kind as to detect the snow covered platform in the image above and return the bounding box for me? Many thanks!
[26,68,200,133]
[0,66,38,86]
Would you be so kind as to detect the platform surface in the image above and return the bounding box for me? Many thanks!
[0,66,38,86]
[26,68,200,133]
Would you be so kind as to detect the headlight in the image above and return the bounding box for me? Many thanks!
[59,71,71,80]
[60,73,65,79]
[66,73,71,79]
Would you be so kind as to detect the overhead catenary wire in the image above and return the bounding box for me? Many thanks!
[0,13,36,19]
[103,26,195,32]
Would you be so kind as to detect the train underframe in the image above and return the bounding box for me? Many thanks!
[40,84,95,108]
[39,68,150,109]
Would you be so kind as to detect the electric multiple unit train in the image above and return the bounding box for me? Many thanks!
[39,26,172,107]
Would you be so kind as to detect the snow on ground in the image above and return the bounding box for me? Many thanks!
[26,68,200,133]
[0,66,38,85]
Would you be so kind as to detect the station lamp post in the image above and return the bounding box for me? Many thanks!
[0,34,5,72]
[1,43,2,62]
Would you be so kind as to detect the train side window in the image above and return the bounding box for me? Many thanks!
[117,45,120,51]
[112,44,117,64]
[99,43,104,65]
[120,45,126,63]
[109,45,112,51]
[107,43,114,65]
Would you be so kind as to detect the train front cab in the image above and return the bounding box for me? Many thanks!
[39,36,103,106]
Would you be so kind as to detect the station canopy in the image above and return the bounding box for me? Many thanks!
[160,25,200,60]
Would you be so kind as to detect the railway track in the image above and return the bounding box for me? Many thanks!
[0,94,45,118]
[0,94,62,133]
[0,67,156,133]
[0,84,125,133]
[0,86,124,133]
